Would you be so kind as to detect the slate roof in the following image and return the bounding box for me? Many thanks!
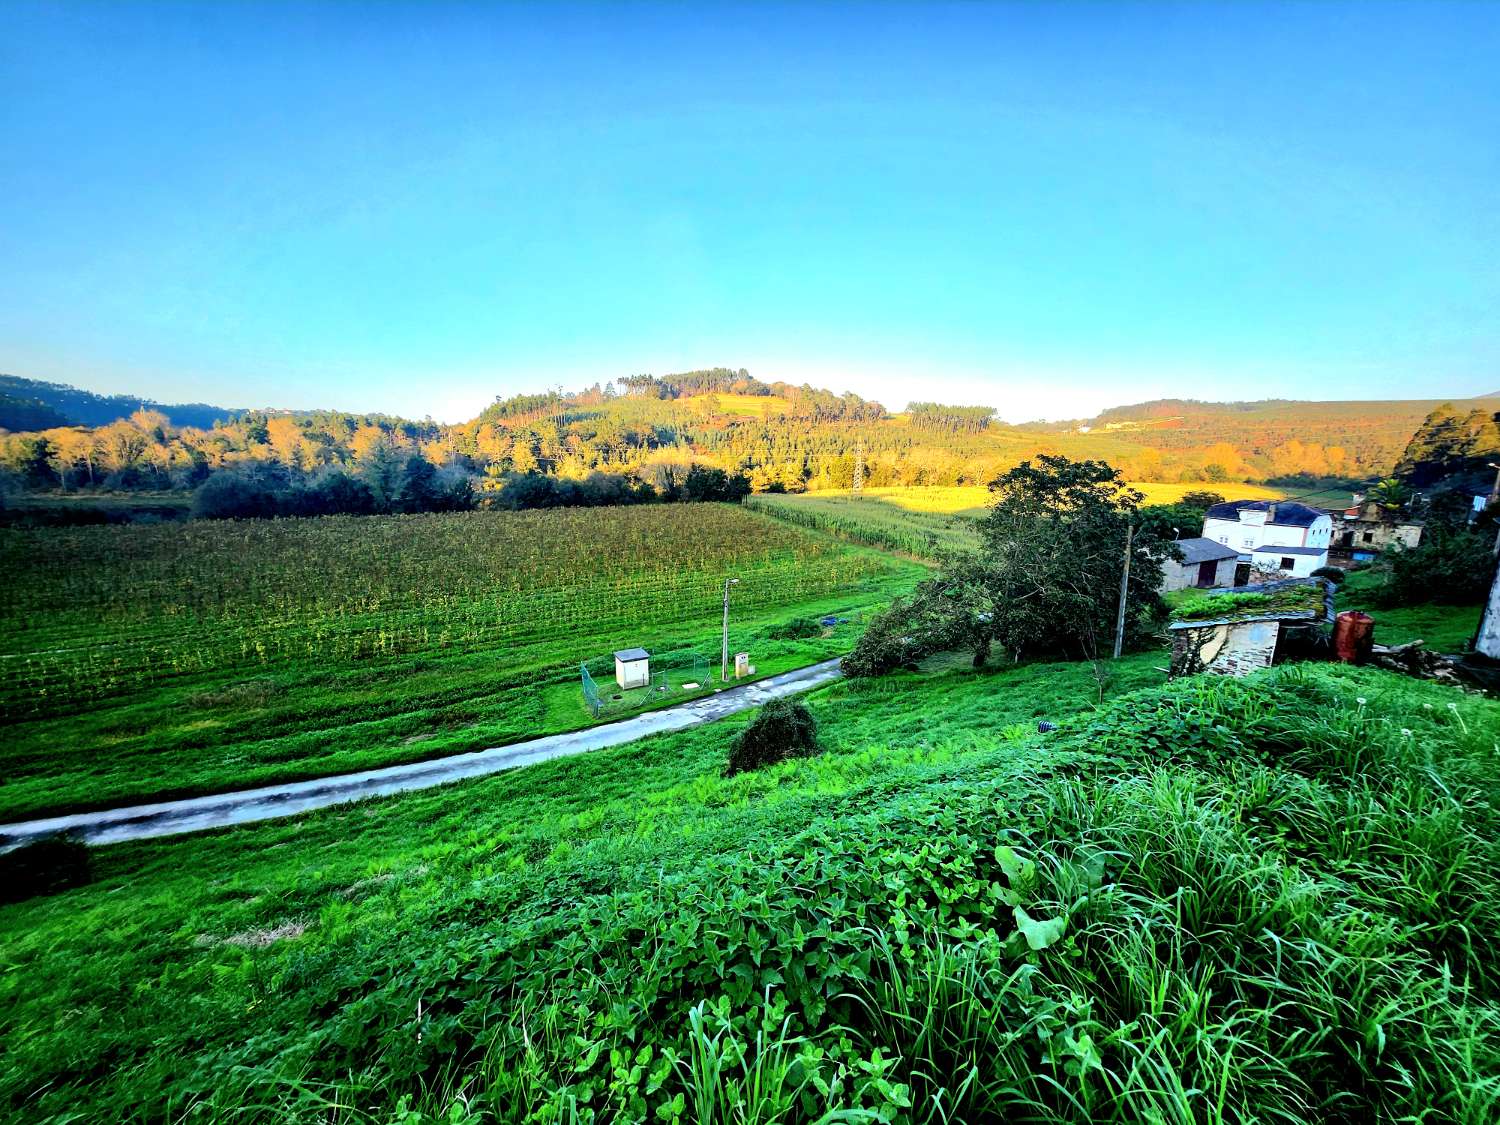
[613,648,650,662]
[1204,500,1327,528]
[1177,536,1239,564]
[1252,545,1328,557]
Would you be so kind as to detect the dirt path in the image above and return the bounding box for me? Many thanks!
[0,659,845,848]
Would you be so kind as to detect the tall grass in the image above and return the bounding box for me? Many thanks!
[3,662,1498,1122]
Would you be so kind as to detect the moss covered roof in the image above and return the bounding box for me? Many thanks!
[1168,578,1335,630]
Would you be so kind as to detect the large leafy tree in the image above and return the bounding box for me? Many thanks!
[843,456,1172,675]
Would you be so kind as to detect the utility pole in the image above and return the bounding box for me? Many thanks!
[1112,523,1134,659]
[721,577,740,682]
[852,437,865,495]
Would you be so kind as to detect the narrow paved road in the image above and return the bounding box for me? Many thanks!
[0,659,844,849]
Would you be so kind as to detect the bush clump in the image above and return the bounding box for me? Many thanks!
[1310,565,1346,586]
[1375,527,1494,606]
[767,616,823,640]
[0,835,93,904]
[725,698,822,776]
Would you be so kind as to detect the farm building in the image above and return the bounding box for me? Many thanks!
[1161,537,1239,592]
[1168,577,1335,679]
[613,648,650,689]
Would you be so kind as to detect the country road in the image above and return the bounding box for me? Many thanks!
[0,658,845,849]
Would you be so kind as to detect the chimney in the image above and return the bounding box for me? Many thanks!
[1267,503,1278,524]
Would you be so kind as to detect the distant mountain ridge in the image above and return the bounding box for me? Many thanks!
[0,374,238,431]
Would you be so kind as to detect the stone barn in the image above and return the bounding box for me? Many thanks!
[1168,577,1335,678]
[1161,537,1239,592]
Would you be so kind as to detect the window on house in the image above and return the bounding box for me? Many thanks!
[1362,531,1374,543]
[1280,557,1295,569]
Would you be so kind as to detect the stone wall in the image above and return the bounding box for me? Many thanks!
[1161,556,1238,593]
[1169,619,1279,678]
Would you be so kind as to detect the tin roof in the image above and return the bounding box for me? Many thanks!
[613,648,650,661]
[1251,545,1327,557]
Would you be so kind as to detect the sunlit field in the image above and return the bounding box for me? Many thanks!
[747,482,1295,559]
[845,482,1294,516]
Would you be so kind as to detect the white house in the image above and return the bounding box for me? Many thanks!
[1250,545,1329,578]
[1202,500,1331,578]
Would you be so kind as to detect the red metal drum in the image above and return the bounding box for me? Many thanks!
[1333,611,1375,664]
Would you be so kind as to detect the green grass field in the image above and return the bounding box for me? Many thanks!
[0,505,924,821]
[4,655,1498,1123]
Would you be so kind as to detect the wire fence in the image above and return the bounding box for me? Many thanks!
[579,650,712,719]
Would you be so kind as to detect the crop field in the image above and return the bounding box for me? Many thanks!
[4,656,1498,1123]
[745,492,981,558]
[0,504,923,819]
[748,483,1295,559]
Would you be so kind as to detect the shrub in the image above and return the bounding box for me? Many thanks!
[1377,527,1494,606]
[191,473,278,520]
[1310,565,1346,587]
[724,698,821,776]
[767,616,822,640]
[0,835,93,904]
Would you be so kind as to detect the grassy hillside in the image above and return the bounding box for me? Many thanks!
[0,505,923,820]
[3,656,1497,1122]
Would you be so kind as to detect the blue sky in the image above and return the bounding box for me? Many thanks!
[3,1,1497,422]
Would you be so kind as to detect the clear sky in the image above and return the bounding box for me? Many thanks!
[3,1,1497,423]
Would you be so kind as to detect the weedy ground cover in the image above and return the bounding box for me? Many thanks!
[0,505,923,819]
[1340,567,1482,652]
[3,655,1497,1123]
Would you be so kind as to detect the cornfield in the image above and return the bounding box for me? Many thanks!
[745,493,981,559]
[0,505,901,716]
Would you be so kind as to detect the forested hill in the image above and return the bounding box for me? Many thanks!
[1059,395,1500,481]
[3,367,1495,503]
[0,374,236,431]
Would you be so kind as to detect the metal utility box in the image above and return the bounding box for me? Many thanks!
[614,648,650,689]
[734,652,751,679]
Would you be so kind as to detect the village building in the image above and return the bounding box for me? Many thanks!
[1160,537,1239,592]
[1328,494,1424,564]
[1168,577,1336,678]
[1201,500,1331,581]
[1249,544,1329,579]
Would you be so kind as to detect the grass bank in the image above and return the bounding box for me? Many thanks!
[4,654,1497,1123]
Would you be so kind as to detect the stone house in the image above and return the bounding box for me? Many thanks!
[1168,577,1336,678]
[1160,537,1239,592]
[1328,495,1424,565]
